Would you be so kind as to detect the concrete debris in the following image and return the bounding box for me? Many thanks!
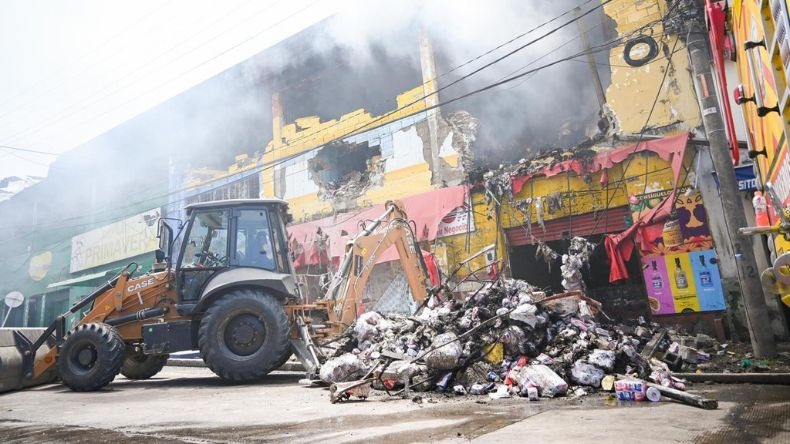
[320,353,366,384]
[424,332,463,370]
[320,277,727,406]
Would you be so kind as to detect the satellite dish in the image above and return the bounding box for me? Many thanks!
[4,291,24,308]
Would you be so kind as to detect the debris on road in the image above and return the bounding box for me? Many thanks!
[319,277,724,408]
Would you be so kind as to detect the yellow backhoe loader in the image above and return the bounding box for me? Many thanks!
[0,199,433,392]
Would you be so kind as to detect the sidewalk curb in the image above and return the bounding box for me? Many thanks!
[167,358,305,372]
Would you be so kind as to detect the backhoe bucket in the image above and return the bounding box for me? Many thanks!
[0,328,58,393]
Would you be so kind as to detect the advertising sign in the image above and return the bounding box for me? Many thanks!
[689,249,727,311]
[437,204,475,238]
[641,256,675,315]
[665,253,701,313]
[70,209,160,273]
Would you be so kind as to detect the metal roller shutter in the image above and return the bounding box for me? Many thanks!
[505,206,632,246]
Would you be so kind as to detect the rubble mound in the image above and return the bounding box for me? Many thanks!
[320,279,690,399]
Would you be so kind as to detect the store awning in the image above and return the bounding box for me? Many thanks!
[46,271,109,289]
[288,185,468,268]
[511,133,690,194]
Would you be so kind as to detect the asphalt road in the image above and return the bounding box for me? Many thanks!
[0,366,788,443]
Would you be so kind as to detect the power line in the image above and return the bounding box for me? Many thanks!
[435,0,598,80]
[0,145,59,156]
[0,7,654,238]
[0,0,660,237]
[4,0,608,159]
[0,32,644,238]
[588,35,683,235]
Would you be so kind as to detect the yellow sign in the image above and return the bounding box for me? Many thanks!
[70,209,160,273]
[28,251,52,281]
[665,253,700,312]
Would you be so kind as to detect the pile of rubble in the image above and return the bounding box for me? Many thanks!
[319,278,694,401]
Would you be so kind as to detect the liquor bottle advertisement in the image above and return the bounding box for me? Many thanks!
[689,249,726,311]
[641,256,675,314]
[664,253,701,312]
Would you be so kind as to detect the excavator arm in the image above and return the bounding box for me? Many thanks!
[324,201,433,328]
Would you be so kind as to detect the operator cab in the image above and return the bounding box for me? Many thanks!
[175,199,294,306]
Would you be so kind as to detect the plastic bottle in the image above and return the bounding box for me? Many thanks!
[753,191,770,227]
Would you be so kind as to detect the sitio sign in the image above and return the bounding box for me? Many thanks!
[70,209,160,273]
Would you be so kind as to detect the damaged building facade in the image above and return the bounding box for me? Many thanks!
[174,0,789,340]
[3,0,787,342]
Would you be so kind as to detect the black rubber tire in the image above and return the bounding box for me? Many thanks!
[120,353,169,380]
[273,347,294,370]
[58,323,125,392]
[198,289,290,382]
[623,35,659,67]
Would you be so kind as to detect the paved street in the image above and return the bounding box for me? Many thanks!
[1,366,788,443]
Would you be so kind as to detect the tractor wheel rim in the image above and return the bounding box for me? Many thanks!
[224,313,266,356]
[70,339,98,374]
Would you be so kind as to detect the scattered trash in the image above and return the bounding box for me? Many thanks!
[601,375,616,392]
[571,361,605,387]
[319,276,728,409]
[320,353,365,384]
[646,386,662,402]
[614,379,647,401]
[514,364,568,398]
[488,384,512,399]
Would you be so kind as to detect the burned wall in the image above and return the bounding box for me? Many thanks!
[308,140,384,204]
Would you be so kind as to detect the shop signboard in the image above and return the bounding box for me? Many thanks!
[437,204,475,238]
[689,249,727,311]
[70,209,161,273]
[637,192,725,315]
[641,256,674,315]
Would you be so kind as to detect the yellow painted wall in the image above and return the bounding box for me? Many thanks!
[435,149,686,281]
[262,85,436,222]
[603,0,702,133]
[436,192,506,280]
[731,0,790,255]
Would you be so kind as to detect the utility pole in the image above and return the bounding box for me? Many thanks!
[684,1,777,357]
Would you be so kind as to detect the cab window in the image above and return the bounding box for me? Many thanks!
[182,211,229,268]
[235,209,275,270]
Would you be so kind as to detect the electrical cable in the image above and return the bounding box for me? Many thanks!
[586,24,684,235]
[0,24,651,239]
[0,2,635,232]
[0,2,667,241]
[4,0,609,154]
[4,0,621,188]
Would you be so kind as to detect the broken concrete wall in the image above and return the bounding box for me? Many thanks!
[266,101,476,221]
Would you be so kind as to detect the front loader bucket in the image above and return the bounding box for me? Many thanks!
[0,328,58,393]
